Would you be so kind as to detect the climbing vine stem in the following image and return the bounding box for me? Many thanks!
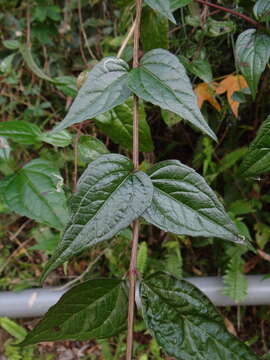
[126,0,142,359]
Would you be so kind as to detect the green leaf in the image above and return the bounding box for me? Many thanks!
[94,99,154,152]
[144,0,176,24]
[41,154,153,281]
[3,159,69,230]
[235,29,270,99]
[142,160,243,243]
[0,121,41,145]
[223,246,248,303]
[53,57,131,132]
[128,49,217,141]
[140,272,259,360]
[141,7,169,52]
[39,130,72,147]
[20,279,128,346]
[254,0,270,21]
[179,55,213,83]
[78,135,109,163]
[170,0,192,11]
[239,115,270,177]
[0,318,27,341]
[19,44,54,83]
[3,39,20,50]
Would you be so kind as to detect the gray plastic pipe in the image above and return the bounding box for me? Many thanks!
[0,275,270,318]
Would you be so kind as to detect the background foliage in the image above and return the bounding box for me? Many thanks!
[0,0,270,358]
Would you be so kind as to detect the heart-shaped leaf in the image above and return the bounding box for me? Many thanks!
[94,99,154,152]
[142,160,243,243]
[128,49,217,141]
[20,279,128,346]
[144,0,176,24]
[239,115,270,177]
[235,29,270,99]
[140,272,259,360]
[53,57,131,132]
[3,159,69,230]
[41,154,153,281]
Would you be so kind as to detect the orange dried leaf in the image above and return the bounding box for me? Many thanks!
[216,74,248,117]
[195,83,221,112]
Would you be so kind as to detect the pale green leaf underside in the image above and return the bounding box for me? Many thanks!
[3,159,69,230]
[53,57,131,132]
[235,29,270,99]
[41,154,153,281]
[94,99,154,152]
[254,0,270,22]
[140,272,259,360]
[239,115,270,177]
[128,49,217,141]
[142,160,242,243]
[20,279,128,346]
[144,0,176,24]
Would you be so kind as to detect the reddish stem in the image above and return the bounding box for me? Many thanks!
[195,0,260,28]
[126,0,142,359]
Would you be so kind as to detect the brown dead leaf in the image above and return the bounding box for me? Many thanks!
[215,74,248,117]
[195,82,221,111]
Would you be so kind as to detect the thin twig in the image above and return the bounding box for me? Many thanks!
[195,0,262,28]
[126,1,142,359]
[78,0,97,60]
[56,251,104,291]
[117,21,136,59]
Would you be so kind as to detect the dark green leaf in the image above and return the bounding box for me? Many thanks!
[239,115,270,177]
[78,135,109,163]
[170,0,192,11]
[179,55,213,83]
[94,99,154,152]
[254,0,270,21]
[0,121,41,145]
[235,29,270,99]
[143,160,243,243]
[144,0,176,24]
[20,279,128,346]
[41,154,153,281]
[53,58,131,132]
[128,49,217,141]
[140,272,258,360]
[3,159,69,230]
[141,7,169,52]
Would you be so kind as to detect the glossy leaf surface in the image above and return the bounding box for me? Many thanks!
[39,130,72,147]
[94,99,154,152]
[140,272,258,360]
[144,0,176,24]
[235,29,270,99]
[41,154,153,281]
[143,160,242,243]
[78,135,109,163]
[3,159,69,230]
[239,115,270,177]
[53,57,131,132]
[20,279,128,345]
[254,0,270,21]
[0,121,41,145]
[128,49,217,141]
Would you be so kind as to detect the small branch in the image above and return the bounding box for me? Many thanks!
[78,0,97,62]
[117,21,136,59]
[126,1,142,359]
[195,0,261,28]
